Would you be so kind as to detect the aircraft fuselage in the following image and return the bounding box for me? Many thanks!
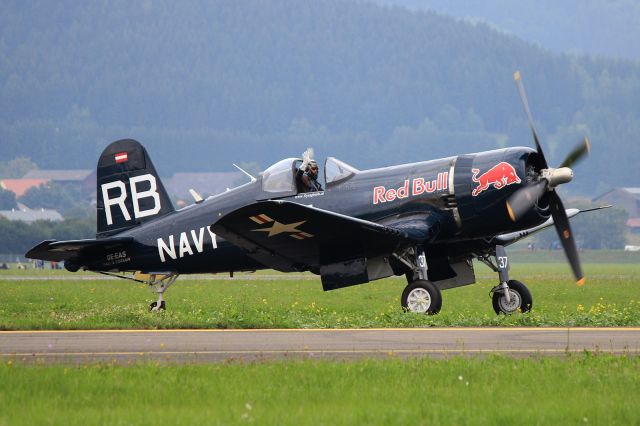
[76,146,547,274]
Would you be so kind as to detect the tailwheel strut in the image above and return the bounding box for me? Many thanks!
[136,272,179,311]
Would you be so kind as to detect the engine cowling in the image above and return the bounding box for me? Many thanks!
[453,147,549,238]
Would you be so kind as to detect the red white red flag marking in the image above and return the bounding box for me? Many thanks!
[290,231,314,240]
[114,152,128,163]
[249,214,274,224]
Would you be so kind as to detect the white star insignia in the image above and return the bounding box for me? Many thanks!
[252,220,307,237]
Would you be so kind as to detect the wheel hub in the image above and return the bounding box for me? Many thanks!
[498,289,521,313]
[407,287,432,313]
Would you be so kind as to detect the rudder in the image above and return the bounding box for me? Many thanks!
[96,139,174,237]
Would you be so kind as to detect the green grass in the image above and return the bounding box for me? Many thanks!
[2,258,640,329]
[508,249,640,264]
[1,355,638,425]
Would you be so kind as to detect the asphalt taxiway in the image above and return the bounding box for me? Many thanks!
[1,328,639,363]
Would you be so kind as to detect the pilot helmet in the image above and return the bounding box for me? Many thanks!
[307,160,319,177]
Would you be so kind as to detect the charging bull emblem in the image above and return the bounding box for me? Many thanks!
[471,162,521,196]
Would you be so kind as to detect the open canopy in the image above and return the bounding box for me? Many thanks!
[261,156,359,194]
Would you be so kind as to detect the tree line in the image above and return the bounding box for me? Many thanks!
[0,0,638,194]
[0,217,94,255]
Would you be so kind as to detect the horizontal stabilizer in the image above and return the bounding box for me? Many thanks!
[26,237,133,262]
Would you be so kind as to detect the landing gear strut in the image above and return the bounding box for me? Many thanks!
[479,245,532,314]
[137,272,179,311]
[396,246,442,315]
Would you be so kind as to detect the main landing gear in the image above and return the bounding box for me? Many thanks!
[397,247,442,315]
[479,245,533,314]
[135,272,179,311]
[398,245,532,315]
[401,280,442,314]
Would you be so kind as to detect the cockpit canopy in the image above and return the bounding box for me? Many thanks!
[260,156,358,195]
[262,158,299,193]
[324,157,358,186]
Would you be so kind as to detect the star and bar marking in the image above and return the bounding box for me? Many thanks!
[249,214,314,240]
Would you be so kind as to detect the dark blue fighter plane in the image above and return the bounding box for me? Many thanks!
[27,73,602,314]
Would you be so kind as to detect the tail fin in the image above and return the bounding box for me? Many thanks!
[96,139,174,237]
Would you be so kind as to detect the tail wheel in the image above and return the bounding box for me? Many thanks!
[401,280,442,315]
[150,301,166,311]
[492,280,532,314]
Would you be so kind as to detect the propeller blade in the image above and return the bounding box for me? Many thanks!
[548,191,585,285]
[506,180,547,222]
[559,137,590,169]
[514,71,548,169]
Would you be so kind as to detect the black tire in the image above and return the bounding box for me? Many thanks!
[492,280,532,314]
[149,301,166,311]
[401,280,442,315]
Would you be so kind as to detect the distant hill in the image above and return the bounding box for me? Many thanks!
[377,0,640,60]
[1,0,639,193]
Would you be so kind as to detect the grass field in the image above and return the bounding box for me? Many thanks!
[1,251,639,329]
[1,355,638,425]
[3,253,638,424]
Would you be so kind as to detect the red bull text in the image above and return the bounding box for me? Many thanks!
[373,172,448,204]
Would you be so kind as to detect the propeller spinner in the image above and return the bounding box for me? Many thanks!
[507,72,589,286]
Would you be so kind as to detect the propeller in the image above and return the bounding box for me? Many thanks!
[560,137,590,169]
[506,71,588,286]
[513,71,548,170]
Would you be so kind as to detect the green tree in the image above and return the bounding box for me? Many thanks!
[0,217,94,254]
[0,0,639,192]
[535,205,628,249]
[18,182,86,216]
[574,208,628,249]
[0,157,38,178]
[0,187,17,209]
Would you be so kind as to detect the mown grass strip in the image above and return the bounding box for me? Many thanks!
[1,355,638,425]
[2,263,639,329]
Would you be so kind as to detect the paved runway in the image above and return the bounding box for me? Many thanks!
[2,328,639,363]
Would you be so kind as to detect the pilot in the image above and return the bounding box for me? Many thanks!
[297,148,323,192]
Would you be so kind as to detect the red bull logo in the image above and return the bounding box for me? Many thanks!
[471,162,521,196]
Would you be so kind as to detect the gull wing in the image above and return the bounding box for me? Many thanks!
[211,200,413,272]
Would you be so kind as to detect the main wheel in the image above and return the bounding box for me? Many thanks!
[492,280,532,314]
[401,280,442,314]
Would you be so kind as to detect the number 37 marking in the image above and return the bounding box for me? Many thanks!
[497,256,508,269]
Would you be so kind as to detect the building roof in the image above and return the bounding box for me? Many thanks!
[23,169,93,181]
[0,179,49,197]
[165,172,244,199]
[0,208,63,222]
[627,218,640,228]
[593,187,640,202]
